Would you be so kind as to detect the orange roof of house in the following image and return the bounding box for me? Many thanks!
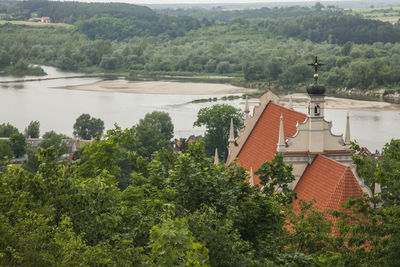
[237,102,307,184]
[294,154,362,212]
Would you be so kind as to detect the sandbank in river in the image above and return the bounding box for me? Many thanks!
[280,93,400,111]
[56,80,254,95]
[56,80,400,111]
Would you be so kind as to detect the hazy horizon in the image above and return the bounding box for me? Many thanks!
[55,0,357,5]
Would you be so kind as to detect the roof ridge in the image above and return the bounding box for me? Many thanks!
[324,164,348,210]
[269,101,307,118]
[317,154,351,169]
[236,101,306,160]
[325,166,361,211]
[227,90,279,165]
[234,101,271,159]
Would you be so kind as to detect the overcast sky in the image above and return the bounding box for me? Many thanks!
[73,0,334,4]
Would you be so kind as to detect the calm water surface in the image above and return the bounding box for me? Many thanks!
[1,66,399,151]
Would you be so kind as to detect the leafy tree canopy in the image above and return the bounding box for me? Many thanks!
[133,111,174,158]
[0,123,19,138]
[39,131,69,157]
[9,133,26,158]
[0,139,13,160]
[73,113,105,140]
[25,120,40,138]
[194,104,243,160]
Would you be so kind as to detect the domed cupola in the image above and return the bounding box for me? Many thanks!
[306,56,326,96]
[306,56,326,118]
[307,82,326,95]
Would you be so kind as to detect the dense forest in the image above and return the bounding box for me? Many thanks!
[1,1,400,96]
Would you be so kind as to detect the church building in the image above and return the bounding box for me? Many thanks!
[226,57,372,212]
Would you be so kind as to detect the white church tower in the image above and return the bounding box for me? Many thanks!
[306,57,327,152]
[280,57,354,188]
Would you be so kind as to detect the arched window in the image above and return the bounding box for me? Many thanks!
[314,104,320,116]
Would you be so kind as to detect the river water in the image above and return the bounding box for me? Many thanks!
[1,66,399,152]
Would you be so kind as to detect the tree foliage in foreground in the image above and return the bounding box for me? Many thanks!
[0,122,300,266]
[39,131,69,157]
[0,109,399,266]
[9,132,26,158]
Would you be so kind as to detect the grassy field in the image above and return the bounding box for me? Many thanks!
[346,6,400,24]
[0,20,72,27]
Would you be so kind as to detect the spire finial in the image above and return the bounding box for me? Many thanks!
[277,113,286,152]
[229,118,235,144]
[345,112,351,144]
[288,95,293,109]
[214,148,219,165]
[244,96,250,119]
[249,167,254,186]
[308,56,324,83]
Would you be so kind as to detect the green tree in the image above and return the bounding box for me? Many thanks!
[266,58,283,80]
[168,141,237,213]
[0,50,10,68]
[0,139,13,159]
[187,207,257,267]
[215,61,231,74]
[194,104,243,159]
[140,111,174,141]
[341,41,353,56]
[204,59,217,73]
[0,123,19,137]
[133,111,174,158]
[100,56,119,70]
[73,113,105,140]
[22,148,40,173]
[314,2,324,11]
[9,133,26,158]
[39,131,68,157]
[9,43,26,64]
[243,61,265,81]
[256,153,296,204]
[149,217,209,267]
[24,120,40,138]
[0,146,140,266]
[284,200,334,256]
[351,141,379,196]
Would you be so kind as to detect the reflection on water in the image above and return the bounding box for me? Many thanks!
[0,66,399,152]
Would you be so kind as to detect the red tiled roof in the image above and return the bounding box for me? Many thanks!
[294,154,362,212]
[237,102,307,184]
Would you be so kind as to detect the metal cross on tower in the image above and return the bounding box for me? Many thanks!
[308,56,324,82]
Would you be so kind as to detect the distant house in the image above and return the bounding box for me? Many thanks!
[41,16,51,23]
[0,14,11,20]
[28,16,51,23]
[28,17,41,22]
